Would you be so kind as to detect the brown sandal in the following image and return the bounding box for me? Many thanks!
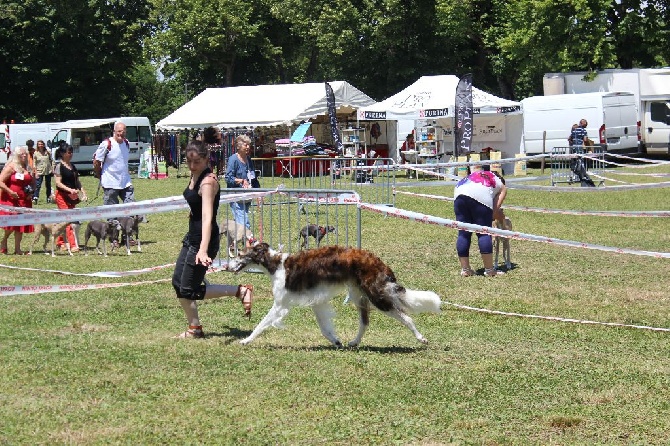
[175,325,205,339]
[236,284,253,318]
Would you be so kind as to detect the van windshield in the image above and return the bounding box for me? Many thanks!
[72,127,112,146]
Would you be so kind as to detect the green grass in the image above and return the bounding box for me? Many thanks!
[1,165,669,445]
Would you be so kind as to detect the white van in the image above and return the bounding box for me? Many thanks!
[544,68,670,155]
[0,122,65,168]
[521,92,639,155]
[48,117,152,172]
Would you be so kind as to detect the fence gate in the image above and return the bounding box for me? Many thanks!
[550,146,606,186]
[217,188,362,263]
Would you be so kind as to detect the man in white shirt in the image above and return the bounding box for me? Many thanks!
[94,121,134,206]
[94,121,136,245]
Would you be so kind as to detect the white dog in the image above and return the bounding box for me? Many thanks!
[492,217,512,270]
[228,243,442,347]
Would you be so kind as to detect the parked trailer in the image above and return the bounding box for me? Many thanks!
[521,92,638,155]
[48,117,152,172]
[544,68,670,155]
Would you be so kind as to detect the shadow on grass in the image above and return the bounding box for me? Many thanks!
[209,326,429,353]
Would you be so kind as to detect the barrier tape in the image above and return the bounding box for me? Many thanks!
[507,181,670,191]
[286,190,361,204]
[601,171,670,177]
[587,172,632,184]
[606,153,670,166]
[0,262,176,278]
[0,263,231,297]
[359,202,670,258]
[552,153,670,170]
[392,189,670,217]
[399,153,547,170]
[0,189,279,227]
[442,300,670,333]
[0,279,172,296]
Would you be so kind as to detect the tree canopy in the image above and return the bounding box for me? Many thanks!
[1,0,667,124]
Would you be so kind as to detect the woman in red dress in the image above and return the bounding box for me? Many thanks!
[0,146,36,255]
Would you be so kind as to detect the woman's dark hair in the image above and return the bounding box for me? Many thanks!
[492,170,506,185]
[202,127,220,146]
[185,140,209,159]
[55,143,73,160]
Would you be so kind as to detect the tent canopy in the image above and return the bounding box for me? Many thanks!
[358,75,521,121]
[156,81,375,130]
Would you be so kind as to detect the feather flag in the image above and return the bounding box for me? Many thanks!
[325,82,344,154]
[455,74,473,155]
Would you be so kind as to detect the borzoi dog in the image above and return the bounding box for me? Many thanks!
[228,243,441,347]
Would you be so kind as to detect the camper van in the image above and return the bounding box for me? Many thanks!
[543,68,670,155]
[48,117,152,172]
[521,92,638,155]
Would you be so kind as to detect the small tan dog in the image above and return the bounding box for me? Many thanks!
[30,222,73,257]
[492,217,512,270]
[220,219,254,257]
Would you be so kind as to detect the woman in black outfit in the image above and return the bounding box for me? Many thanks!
[53,144,86,251]
[173,137,253,339]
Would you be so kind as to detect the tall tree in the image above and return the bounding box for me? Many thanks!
[0,0,150,122]
[147,0,270,93]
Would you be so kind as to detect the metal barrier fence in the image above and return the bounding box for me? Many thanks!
[550,146,607,186]
[253,156,396,206]
[217,188,362,262]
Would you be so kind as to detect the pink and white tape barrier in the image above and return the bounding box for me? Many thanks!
[359,202,670,259]
[442,300,670,332]
[0,262,176,278]
[392,189,670,217]
[0,189,278,227]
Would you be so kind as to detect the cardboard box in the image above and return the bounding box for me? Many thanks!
[514,154,527,176]
[457,156,469,177]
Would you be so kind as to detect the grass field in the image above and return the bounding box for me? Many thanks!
[1,163,669,445]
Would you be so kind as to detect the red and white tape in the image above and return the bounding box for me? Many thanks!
[392,189,670,217]
[0,279,171,296]
[442,300,670,333]
[0,189,278,227]
[0,263,231,297]
[359,202,670,259]
[0,262,176,278]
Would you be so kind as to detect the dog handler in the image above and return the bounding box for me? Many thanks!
[453,170,507,277]
[172,138,253,339]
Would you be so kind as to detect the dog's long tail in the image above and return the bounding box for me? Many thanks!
[401,289,442,314]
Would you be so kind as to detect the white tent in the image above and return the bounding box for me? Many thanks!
[156,81,375,130]
[358,75,521,120]
[357,75,523,171]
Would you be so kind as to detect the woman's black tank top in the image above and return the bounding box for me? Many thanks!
[183,168,220,248]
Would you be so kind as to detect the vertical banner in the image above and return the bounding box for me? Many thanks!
[325,82,344,154]
[455,73,473,155]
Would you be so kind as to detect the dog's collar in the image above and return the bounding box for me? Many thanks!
[319,226,326,235]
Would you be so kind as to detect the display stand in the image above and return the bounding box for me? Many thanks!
[415,125,444,160]
[340,128,367,157]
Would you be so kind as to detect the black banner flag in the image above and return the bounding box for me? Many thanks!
[325,82,344,154]
[455,74,473,155]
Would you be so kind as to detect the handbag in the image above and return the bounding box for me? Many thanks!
[251,177,261,188]
[64,192,81,206]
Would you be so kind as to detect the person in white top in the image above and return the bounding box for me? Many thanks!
[453,170,507,277]
[94,121,134,206]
